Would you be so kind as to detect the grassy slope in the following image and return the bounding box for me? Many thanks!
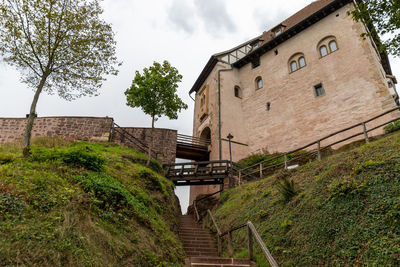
[208,132,400,266]
[0,138,184,267]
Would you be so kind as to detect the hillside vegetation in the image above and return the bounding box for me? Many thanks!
[208,131,400,266]
[0,138,184,266]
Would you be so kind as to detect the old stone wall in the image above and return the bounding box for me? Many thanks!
[0,117,113,144]
[112,127,177,165]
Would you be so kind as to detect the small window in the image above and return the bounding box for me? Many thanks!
[234,86,241,98]
[320,45,328,57]
[329,40,338,52]
[315,84,325,97]
[251,57,260,69]
[298,57,306,68]
[266,102,271,111]
[274,28,282,36]
[255,77,263,90]
[290,61,298,72]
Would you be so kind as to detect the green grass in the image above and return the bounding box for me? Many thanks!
[208,132,400,266]
[0,138,184,267]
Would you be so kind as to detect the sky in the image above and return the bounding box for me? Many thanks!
[0,0,399,213]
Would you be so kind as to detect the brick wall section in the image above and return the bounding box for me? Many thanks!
[112,127,177,165]
[0,117,113,144]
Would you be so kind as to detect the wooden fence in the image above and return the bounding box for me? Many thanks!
[239,107,400,181]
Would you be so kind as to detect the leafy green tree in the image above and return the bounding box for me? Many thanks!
[351,0,400,56]
[0,0,120,156]
[125,60,188,166]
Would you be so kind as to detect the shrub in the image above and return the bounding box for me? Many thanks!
[277,178,297,202]
[31,147,105,171]
[328,179,365,200]
[0,153,15,164]
[0,193,25,216]
[281,219,293,230]
[384,120,400,134]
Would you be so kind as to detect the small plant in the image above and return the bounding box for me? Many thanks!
[281,219,293,231]
[384,120,400,134]
[0,193,25,216]
[328,179,365,200]
[0,153,15,164]
[262,189,271,197]
[277,178,297,202]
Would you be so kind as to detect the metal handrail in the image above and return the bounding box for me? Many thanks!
[193,189,223,221]
[206,209,279,266]
[238,107,400,180]
[177,133,211,147]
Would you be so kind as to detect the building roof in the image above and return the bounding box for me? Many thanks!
[189,0,392,95]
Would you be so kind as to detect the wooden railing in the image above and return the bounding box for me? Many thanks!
[177,133,211,148]
[193,189,223,221]
[207,209,279,267]
[239,107,400,180]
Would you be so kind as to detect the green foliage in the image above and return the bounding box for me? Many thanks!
[211,131,400,266]
[350,0,400,56]
[0,193,25,217]
[0,0,120,99]
[0,153,15,164]
[0,140,184,266]
[125,60,187,121]
[277,178,297,202]
[262,189,271,197]
[384,120,400,134]
[31,147,105,171]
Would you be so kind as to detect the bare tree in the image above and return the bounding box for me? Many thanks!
[0,0,120,156]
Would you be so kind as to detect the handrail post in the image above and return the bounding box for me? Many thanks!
[317,140,321,161]
[362,122,369,143]
[259,162,263,178]
[247,225,253,261]
[194,201,200,221]
[217,235,222,256]
[228,231,233,257]
[284,154,288,169]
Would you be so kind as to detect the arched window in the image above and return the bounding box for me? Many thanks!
[320,45,328,57]
[290,61,298,72]
[255,77,263,90]
[288,53,306,73]
[234,86,242,98]
[318,36,339,58]
[329,40,338,52]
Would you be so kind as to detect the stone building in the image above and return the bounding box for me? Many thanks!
[188,0,399,203]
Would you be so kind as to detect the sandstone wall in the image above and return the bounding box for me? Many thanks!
[0,117,113,144]
[112,127,177,165]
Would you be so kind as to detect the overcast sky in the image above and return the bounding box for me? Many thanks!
[1,0,399,213]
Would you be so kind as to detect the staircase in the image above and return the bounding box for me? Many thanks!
[178,215,255,267]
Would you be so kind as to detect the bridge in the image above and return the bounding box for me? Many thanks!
[176,134,210,161]
[164,160,231,186]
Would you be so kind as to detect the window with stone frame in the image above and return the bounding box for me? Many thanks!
[288,53,306,73]
[318,36,339,57]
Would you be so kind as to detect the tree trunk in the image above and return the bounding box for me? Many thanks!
[23,74,48,157]
[146,116,155,167]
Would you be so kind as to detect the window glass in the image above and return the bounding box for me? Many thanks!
[234,86,240,98]
[275,29,282,36]
[290,61,298,72]
[315,84,325,97]
[256,78,263,89]
[299,57,306,68]
[329,40,338,52]
[320,45,328,57]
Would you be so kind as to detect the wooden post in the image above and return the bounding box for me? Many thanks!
[259,162,263,178]
[228,231,233,257]
[362,122,369,143]
[284,154,288,169]
[239,170,241,186]
[248,225,253,260]
[217,236,222,256]
[317,140,321,161]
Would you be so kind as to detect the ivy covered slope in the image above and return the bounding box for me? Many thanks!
[0,139,184,267]
[210,131,400,266]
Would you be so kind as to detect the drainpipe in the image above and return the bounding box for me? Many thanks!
[217,65,233,160]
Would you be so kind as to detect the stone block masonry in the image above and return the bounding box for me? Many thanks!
[0,116,178,165]
[111,127,177,165]
[0,117,114,144]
